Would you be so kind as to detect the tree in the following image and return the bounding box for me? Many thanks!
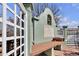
[32,3,61,26]
[23,3,61,26]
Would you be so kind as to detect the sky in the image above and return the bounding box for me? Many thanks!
[1,3,79,29]
[55,3,79,28]
[33,3,79,28]
[0,3,2,16]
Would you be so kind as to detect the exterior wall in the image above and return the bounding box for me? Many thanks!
[0,18,2,22]
[27,7,57,55]
[34,8,56,44]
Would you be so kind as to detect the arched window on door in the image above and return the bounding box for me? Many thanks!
[47,15,52,25]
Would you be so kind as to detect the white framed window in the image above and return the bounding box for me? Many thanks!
[47,14,52,25]
[0,3,26,56]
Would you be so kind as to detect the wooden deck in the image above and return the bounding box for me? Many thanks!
[31,36,79,56]
[31,41,63,56]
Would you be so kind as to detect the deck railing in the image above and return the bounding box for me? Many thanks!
[57,26,79,49]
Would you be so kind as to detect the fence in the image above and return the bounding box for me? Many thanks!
[57,26,79,49]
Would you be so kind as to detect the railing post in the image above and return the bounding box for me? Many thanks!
[77,26,79,38]
[77,26,79,49]
[60,26,67,51]
[63,26,67,43]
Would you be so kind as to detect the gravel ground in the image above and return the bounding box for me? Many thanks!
[54,45,79,56]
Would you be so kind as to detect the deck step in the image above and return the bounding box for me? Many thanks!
[0,47,2,56]
[54,50,64,56]
[0,42,2,56]
[0,47,2,52]
[0,53,2,56]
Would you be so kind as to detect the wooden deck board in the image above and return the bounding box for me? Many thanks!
[31,41,63,56]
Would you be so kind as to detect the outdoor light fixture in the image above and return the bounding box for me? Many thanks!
[32,17,39,22]
[63,26,67,28]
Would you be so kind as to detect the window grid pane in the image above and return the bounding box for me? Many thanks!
[7,9,14,23]
[6,40,14,53]
[6,24,14,37]
[0,3,25,56]
[7,3,14,11]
